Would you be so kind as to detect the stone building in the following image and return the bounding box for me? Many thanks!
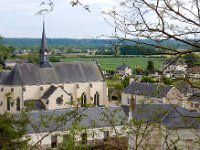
[121,81,184,105]
[0,22,109,113]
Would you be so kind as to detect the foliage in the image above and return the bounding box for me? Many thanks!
[146,60,155,74]
[183,53,200,67]
[119,45,157,55]
[121,76,130,88]
[141,76,156,83]
[49,56,60,62]
[0,112,30,150]
[161,76,173,85]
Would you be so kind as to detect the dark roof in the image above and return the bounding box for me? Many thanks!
[24,100,46,110]
[1,61,104,85]
[187,66,200,74]
[116,65,130,71]
[164,58,185,65]
[122,104,200,128]
[0,70,10,84]
[19,106,126,134]
[41,85,58,99]
[176,82,200,95]
[123,82,173,98]
[188,93,200,102]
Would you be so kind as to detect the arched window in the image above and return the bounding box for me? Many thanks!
[81,93,87,107]
[16,97,20,111]
[94,92,100,106]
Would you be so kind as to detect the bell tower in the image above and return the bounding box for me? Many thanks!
[39,21,51,68]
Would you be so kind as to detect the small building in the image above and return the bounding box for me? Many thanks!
[23,106,127,149]
[186,93,200,111]
[116,64,132,77]
[163,58,187,77]
[187,66,200,79]
[121,81,184,105]
[123,104,200,150]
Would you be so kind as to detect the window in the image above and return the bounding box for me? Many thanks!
[195,103,199,108]
[103,131,109,141]
[0,102,3,106]
[56,97,63,105]
[23,87,26,92]
[16,97,20,111]
[51,135,58,148]
[7,98,10,111]
[81,133,87,144]
[1,88,4,92]
[127,98,130,104]
[81,93,87,107]
[40,87,43,91]
[94,92,100,106]
[11,88,14,92]
[89,83,92,88]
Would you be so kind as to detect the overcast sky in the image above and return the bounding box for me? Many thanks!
[0,0,120,38]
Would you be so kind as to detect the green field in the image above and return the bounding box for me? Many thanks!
[61,56,166,70]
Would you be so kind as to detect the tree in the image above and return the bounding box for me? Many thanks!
[146,60,155,74]
[141,76,156,83]
[103,0,200,56]
[121,76,130,88]
[183,53,200,67]
[0,112,30,150]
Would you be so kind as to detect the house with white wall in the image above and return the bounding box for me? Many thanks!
[116,64,132,77]
[121,81,184,105]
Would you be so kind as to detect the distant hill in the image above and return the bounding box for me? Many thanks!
[0,38,191,50]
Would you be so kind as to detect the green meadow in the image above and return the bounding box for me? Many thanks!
[61,56,166,70]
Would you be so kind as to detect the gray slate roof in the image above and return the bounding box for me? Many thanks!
[123,82,173,98]
[0,70,10,84]
[116,65,130,71]
[19,106,126,134]
[1,61,104,85]
[122,104,200,128]
[24,100,46,110]
[41,85,58,99]
[188,93,200,102]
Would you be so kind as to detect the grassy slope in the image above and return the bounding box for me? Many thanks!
[61,56,165,70]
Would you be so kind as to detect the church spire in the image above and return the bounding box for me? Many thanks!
[39,21,51,68]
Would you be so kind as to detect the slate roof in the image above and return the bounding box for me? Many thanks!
[122,104,200,129]
[18,106,126,134]
[0,70,10,84]
[164,58,185,65]
[176,82,200,95]
[116,65,130,71]
[41,85,58,99]
[24,100,46,110]
[123,82,173,98]
[188,93,200,102]
[1,61,104,85]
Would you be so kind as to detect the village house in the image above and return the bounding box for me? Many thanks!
[0,22,109,113]
[121,81,184,105]
[123,103,200,150]
[187,66,200,79]
[23,106,127,149]
[163,58,187,78]
[116,64,132,77]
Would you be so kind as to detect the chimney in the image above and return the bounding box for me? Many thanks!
[128,95,135,121]
[130,95,135,112]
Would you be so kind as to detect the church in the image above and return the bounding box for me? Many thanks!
[0,22,109,113]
